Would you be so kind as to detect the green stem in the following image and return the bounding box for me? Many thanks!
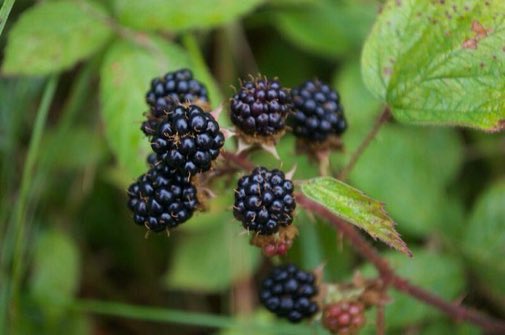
[0,76,59,332]
[0,0,15,37]
[72,299,310,334]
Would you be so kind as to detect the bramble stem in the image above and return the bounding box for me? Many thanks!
[338,107,391,181]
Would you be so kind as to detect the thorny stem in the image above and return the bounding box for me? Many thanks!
[338,107,391,181]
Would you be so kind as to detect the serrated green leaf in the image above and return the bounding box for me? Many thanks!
[164,218,261,292]
[275,1,376,57]
[115,0,264,32]
[100,37,190,180]
[359,249,465,330]
[361,0,505,131]
[30,229,80,323]
[301,177,411,256]
[2,0,112,75]
[463,179,505,299]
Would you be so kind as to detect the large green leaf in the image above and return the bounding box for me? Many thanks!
[275,1,376,57]
[361,0,505,131]
[301,177,411,256]
[359,249,465,330]
[164,217,261,292]
[463,180,505,300]
[2,1,112,75]
[115,0,264,31]
[30,229,81,322]
[100,37,190,180]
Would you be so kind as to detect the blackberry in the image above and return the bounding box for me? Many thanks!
[127,163,199,232]
[322,301,366,335]
[259,264,319,323]
[150,104,225,176]
[230,76,291,140]
[145,68,208,108]
[233,167,295,235]
[290,80,346,142]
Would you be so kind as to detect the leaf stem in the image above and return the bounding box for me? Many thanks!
[0,0,15,38]
[338,107,391,180]
[0,76,59,332]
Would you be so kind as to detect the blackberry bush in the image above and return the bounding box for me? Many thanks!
[145,68,209,108]
[322,301,366,335]
[150,104,225,176]
[230,76,291,142]
[127,163,199,232]
[290,79,346,143]
[259,264,319,323]
[233,167,295,235]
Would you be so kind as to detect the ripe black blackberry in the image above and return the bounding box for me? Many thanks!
[290,79,346,142]
[259,264,319,323]
[230,76,291,141]
[322,301,366,335]
[233,167,295,235]
[145,68,208,108]
[127,163,199,232]
[150,104,225,176]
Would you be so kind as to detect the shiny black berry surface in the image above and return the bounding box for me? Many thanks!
[259,264,319,323]
[290,79,346,142]
[145,68,208,108]
[150,104,225,176]
[233,167,295,235]
[127,164,198,232]
[230,77,291,137]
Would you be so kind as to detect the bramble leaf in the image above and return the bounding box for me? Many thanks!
[301,177,411,256]
[362,0,505,131]
[2,1,112,75]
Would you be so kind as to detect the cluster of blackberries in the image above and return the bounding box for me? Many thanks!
[290,80,346,142]
[230,77,291,140]
[229,76,347,145]
[322,301,366,334]
[259,264,319,323]
[127,69,224,232]
[233,167,295,235]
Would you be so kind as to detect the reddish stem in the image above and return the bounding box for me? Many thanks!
[376,303,385,335]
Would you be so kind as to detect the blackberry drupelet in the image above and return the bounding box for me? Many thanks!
[233,167,295,235]
[290,79,346,142]
[145,68,209,108]
[127,163,199,232]
[150,104,225,176]
[230,76,291,140]
[259,264,319,323]
[322,301,366,335]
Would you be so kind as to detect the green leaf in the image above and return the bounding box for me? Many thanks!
[361,0,505,131]
[100,37,190,180]
[359,249,465,330]
[115,0,264,32]
[463,179,505,299]
[301,177,411,256]
[164,218,261,292]
[30,229,80,322]
[2,0,112,75]
[275,1,376,57]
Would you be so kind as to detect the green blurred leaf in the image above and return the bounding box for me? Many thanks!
[100,37,190,180]
[2,0,112,75]
[361,0,505,131]
[165,219,261,292]
[359,249,465,330]
[30,229,80,322]
[115,0,264,31]
[301,177,411,255]
[463,179,505,299]
[349,126,463,237]
[275,1,376,57]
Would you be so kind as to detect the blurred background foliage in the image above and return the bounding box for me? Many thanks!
[0,0,504,334]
